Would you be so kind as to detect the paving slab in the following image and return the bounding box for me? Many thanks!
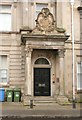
[0,102,81,118]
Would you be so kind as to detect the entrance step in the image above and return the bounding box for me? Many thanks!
[33,97,57,105]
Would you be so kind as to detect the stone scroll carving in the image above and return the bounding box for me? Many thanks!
[32,8,66,34]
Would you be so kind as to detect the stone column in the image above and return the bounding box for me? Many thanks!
[25,47,32,96]
[58,49,65,96]
[57,49,68,104]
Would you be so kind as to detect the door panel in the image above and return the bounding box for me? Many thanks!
[34,68,50,96]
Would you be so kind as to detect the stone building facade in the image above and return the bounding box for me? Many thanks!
[0,0,82,104]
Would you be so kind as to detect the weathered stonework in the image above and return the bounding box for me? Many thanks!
[0,0,81,104]
[21,7,69,104]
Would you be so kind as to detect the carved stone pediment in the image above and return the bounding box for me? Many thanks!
[32,8,66,35]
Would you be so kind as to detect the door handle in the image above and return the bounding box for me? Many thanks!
[38,83,45,87]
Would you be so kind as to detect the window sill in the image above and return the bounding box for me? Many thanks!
[0,83,9,87]
[77,90,82,93]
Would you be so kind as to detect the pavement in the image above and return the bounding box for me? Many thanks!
[0,102,81,118]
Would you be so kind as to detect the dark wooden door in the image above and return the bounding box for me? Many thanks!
[34,68,50,96]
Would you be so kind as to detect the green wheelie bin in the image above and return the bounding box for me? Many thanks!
[6,89,13,102]
[14,88,21,102]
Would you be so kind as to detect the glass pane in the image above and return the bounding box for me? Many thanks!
[36,3,48,11]
[36,3,48,18]
[2,78,7,83]
[77,63,82,73]
[0,5,11,12]
[1,69,7,78]
[77,74,82,90]
[35,58,49,64]
[0,78,2,82]
[0,69,7,83]
[0,13,11,31]
[0,56,8,83]
[0,55,7,68]
[81,62,82,73]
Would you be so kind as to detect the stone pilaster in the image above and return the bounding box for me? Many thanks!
[58,49,65,96]
[24,47,33,96]
[57,49,68,104]
[23,47,33,105]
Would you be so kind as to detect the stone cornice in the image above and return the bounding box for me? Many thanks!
[21,34,70,45]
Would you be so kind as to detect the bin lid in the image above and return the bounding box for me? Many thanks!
[6,89,13,91]
[0,88,5,91]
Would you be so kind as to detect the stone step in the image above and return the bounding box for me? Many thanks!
[34,101,56,103]
[33,97,56,104]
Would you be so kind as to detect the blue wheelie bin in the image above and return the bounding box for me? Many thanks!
[0,88,5,102]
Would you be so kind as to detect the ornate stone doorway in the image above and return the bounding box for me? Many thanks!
[21,8,69,104]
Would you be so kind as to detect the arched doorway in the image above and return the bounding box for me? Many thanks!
[34,58,51,96]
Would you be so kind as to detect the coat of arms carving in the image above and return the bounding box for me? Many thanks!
[36,8,55,32]
[32,8,65,34]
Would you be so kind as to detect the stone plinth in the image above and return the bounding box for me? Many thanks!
[57,95,69,105]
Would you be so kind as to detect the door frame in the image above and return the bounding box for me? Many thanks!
[33,57,51,96]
